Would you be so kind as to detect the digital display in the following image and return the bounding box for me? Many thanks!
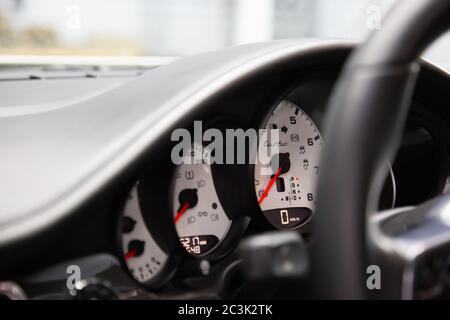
[179,235,219,255]
[263,207,313,230]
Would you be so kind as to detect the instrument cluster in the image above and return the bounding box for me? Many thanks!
[115,79,447,293]
[116,91,331,288]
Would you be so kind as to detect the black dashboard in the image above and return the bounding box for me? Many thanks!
[0,40,449,300]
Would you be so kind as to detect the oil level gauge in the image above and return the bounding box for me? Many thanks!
[119,184,174,288]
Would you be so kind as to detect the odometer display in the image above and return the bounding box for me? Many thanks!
[179,235,219,255]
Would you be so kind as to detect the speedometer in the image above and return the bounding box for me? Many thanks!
[254,100,323,230]
[171,143,232,257]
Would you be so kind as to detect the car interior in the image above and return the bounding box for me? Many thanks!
[0,0,450,301]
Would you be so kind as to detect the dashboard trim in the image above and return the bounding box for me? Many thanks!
[0,40,355,248]
[0,38,448,256]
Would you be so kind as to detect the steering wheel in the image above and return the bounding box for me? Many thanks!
[313,0,450,299]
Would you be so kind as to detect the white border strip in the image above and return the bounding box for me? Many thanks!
[0,55,178,67]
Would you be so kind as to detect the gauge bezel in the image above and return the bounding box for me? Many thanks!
[168,116,252,261]
[250,76,398,232]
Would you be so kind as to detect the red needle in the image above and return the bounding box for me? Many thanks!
[258,167,283,205]
[174,202,190,223]
[125,250,137,261]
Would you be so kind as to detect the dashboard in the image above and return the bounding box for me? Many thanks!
[0,40,449,300]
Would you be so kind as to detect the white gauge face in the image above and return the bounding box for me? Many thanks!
[120,186,168,284]
[172,143,231,256]
[254,100,323,229]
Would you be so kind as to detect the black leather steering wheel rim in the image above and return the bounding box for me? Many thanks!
[312,0,450,299]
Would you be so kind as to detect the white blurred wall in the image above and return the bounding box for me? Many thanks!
[0,0,449,68]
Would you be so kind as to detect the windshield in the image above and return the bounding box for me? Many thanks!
[0,0,449,70]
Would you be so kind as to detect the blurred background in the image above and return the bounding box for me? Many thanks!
[0,0,448,69]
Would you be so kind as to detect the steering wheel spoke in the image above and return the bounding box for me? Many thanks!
[370,193,450,299]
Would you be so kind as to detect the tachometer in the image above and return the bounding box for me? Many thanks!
[254,100,323,230]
